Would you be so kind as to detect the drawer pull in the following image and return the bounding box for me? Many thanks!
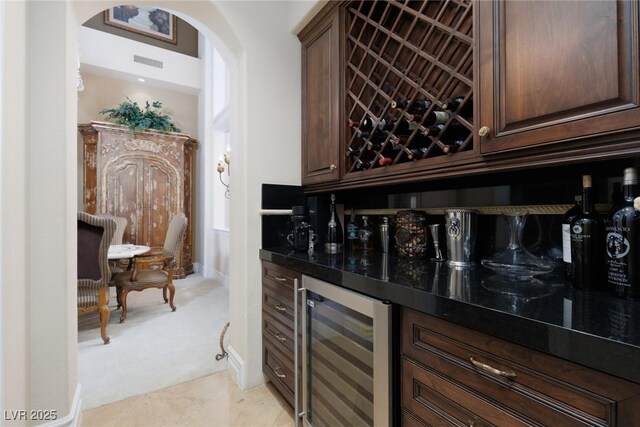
[274,276,287,282]
[274,303,287,312]
[469,356,517,379]
[275,333,287,342]
[274,367,286,378]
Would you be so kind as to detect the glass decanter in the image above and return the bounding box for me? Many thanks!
[481,212,555,281]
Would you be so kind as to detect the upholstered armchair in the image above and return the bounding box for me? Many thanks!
[77,212,116,344]
[96,214,128,276]
[114,213,187,323]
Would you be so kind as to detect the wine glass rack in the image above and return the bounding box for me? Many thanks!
[345,0,474,175]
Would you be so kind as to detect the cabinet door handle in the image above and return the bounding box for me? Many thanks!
[274,367,286,378]
[329,164,337,170]
[478,126,490,137]
[275,333,287,342]
[469,356,517,379]
[274,276,287,282]
[275,303,287,312]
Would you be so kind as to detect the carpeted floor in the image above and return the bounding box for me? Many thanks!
[78,273,229,410]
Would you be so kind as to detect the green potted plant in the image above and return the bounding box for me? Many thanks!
[100,98,181,133]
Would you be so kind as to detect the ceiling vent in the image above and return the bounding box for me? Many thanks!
[133,55,163,69]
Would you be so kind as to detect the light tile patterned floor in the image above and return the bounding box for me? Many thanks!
[80,370,294,427]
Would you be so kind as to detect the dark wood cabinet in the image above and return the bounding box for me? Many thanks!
[401,307,640,426]
[79,121,196,278]
[261,260,302,411]
[299,3,341,185]
[476,0,640,154]
[298,0,640,192]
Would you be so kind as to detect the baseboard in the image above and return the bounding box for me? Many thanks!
[227,345,245,389]
[38,384,81,427]
[212,269,229,287]
[192,262,201,273]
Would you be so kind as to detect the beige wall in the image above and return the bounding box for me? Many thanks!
[77,72,199,136]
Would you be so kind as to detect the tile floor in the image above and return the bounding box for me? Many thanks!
[80,370,294,427]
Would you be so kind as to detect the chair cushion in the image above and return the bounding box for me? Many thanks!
[114,270,169,289]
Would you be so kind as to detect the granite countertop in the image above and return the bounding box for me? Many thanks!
[260,247,640,384]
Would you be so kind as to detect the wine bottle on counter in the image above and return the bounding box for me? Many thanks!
[562,195,582,281]
[570,175,605,290]
[325,193,343,254]
[606,167,640,299]
[346,211,359,252]
[359,215,374,251]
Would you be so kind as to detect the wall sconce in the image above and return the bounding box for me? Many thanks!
[217,144,230,198]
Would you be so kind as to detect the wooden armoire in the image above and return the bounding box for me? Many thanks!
[79,121,197,278]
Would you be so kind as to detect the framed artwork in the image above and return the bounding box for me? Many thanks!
[104,6,177,44]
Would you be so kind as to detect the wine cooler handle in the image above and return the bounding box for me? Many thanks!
[294,281,307,426]
[478,126,490,137]
[469,356,517,379]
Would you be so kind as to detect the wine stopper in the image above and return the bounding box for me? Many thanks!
[429,224,446,262]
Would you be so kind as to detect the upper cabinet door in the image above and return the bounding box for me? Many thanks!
[477,0,640,154]
[300,5,341,185]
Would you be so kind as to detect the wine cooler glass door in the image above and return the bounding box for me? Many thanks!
[301,275,390,427]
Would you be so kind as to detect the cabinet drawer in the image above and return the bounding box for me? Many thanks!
[402,357,529,426]
[263,261,301,294]
[402,308,640,426]
[263,311,295,357]
[263,286,295,329]
[263,337,295,408]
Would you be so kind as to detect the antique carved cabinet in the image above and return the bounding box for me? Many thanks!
[79,121,196,278]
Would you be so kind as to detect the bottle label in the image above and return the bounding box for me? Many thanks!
[562,224,572,262]
[606,230,631,287]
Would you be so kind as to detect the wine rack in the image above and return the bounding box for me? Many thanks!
[345,0,474,175]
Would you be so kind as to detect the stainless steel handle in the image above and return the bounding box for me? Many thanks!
[274,367,286,378]
[274,276,287,282]
[274,303,287,312]
[274,333,287,343]
[469,356,517,379]
[295,280,306,426]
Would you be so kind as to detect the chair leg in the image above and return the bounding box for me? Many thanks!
[163,285,168,303]
[168,281,176,312]
[116,286,122,309]
[98,287,110,344]
[119,289,130,323]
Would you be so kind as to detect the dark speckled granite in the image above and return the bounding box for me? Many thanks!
[260,247,640,384]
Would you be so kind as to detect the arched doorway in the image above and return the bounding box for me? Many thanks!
[74,2,237,410]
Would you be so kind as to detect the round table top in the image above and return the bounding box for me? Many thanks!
[108,244,151,260]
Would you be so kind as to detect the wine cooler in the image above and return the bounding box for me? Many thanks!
[298,275,391,426]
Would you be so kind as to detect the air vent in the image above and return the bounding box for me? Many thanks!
[133,55,163,69]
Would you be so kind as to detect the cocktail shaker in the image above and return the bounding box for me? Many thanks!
[429,224,445,262]
[445,209,478,266]
[380,216,390,253]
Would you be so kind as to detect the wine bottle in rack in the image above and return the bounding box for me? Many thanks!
[377,117,396,131]
[423,123,445,137]
[439,136,465,154]
[406,147,428,160]
[361,116,379,131]
[391,98,410,110]
[392,119,415,136]
[570,175,605,290]
[348,119,361,128]
[389,134,408,149]
[346,145,364,159]
[353,128,370,139]
[354,159,372,171]
[443,96,473,119]
[378,155,393,166]
[422,110,450,127]
[606,167,640,299]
